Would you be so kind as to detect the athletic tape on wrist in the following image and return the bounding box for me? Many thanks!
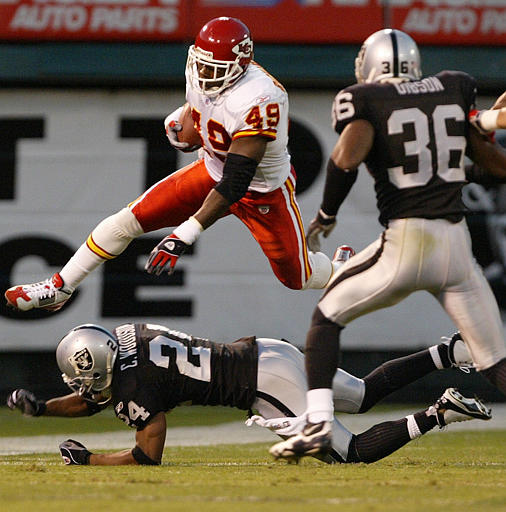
[479,109,500,131]
[173,216,203,245]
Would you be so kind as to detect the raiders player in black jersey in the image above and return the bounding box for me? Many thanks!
[7,322,491,466]
[271,28,506,462]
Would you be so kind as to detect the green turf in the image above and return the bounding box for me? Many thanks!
[0,432,505,512]
[1,406,505,511]
[0,405,246,436]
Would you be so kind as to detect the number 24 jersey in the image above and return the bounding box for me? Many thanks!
[332,71,477,227]
[111,323,258,430]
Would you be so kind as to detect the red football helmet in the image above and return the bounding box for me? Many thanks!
[186,17,253,97]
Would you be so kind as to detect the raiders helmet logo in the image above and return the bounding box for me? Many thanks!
[71,348,94,371]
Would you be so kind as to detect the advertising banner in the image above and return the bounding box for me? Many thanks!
[1,0,505,45]
[0,0,189,41]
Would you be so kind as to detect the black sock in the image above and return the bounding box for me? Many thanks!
[480,358,506,396]
[305,308,342,390]
[413,410,438,433]
[347,418,411,463]
[359,348,437,412]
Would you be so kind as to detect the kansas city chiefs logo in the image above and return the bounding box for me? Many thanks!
[71,348,94,371]
[232,37,253,58]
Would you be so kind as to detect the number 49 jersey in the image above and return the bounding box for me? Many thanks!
[111,323,258,430]
[332,71,477,227]
[186,61,291,193]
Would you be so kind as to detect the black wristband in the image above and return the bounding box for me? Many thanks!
[86,401,103,416]
[34,400,47,417]
[131,445,160,466]
[321,159,358,216]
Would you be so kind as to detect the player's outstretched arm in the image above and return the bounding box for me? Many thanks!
[60,411,167,466]
[307,120,370,252]
[7,389,91,417]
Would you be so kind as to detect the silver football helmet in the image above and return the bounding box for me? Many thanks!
[355,29,422,84]
[56,324,118,404]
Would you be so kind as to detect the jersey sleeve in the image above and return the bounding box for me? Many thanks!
[224,80,287,142]
[436,70,477,113]
[331,84,371,134]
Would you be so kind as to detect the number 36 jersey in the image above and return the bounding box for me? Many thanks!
[332,71,477,227]
[111,323,258,430]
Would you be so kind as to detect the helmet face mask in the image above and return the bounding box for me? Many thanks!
[56,324,118,405]
[186,17,253,97]
[355,29,422,84]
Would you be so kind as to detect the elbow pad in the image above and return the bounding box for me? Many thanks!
[214,153,257,204]
[131,445,160,465]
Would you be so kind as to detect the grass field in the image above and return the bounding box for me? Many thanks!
[1,406,505,512]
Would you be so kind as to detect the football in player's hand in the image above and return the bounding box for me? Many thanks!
[177,103,202,149]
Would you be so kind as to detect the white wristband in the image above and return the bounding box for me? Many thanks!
[173,216,203,245]
[479,109,500,131]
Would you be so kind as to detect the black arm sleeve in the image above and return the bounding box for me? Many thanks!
[214,152,258,204]
[320,159,358,217]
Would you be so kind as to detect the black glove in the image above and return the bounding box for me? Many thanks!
[145,234,189,276]
[7,389,46,416]
[59,439,92,465]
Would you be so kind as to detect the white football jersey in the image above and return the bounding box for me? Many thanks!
[185,62,291,193]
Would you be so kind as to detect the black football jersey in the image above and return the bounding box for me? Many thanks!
[110,323,258,429]
[332,71,477,226]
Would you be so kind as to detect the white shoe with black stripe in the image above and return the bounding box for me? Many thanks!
[269,420,332,462]
[427,388,491,428]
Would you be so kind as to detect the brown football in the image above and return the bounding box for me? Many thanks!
[177,103,201,149]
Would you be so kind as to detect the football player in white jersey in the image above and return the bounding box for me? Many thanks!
[5,16,337,313]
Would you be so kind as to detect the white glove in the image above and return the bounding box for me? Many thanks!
[164,106,191,151]
[245,414,307,436]
[306,209,337,253]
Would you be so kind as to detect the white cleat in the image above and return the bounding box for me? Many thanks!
[441,332,475,372]
[332,245,355,264]
[427,388,491,428]
[269,420,332,463]
[5,273,73,312]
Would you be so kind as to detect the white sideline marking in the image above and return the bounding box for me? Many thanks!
[1,405,505,455]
